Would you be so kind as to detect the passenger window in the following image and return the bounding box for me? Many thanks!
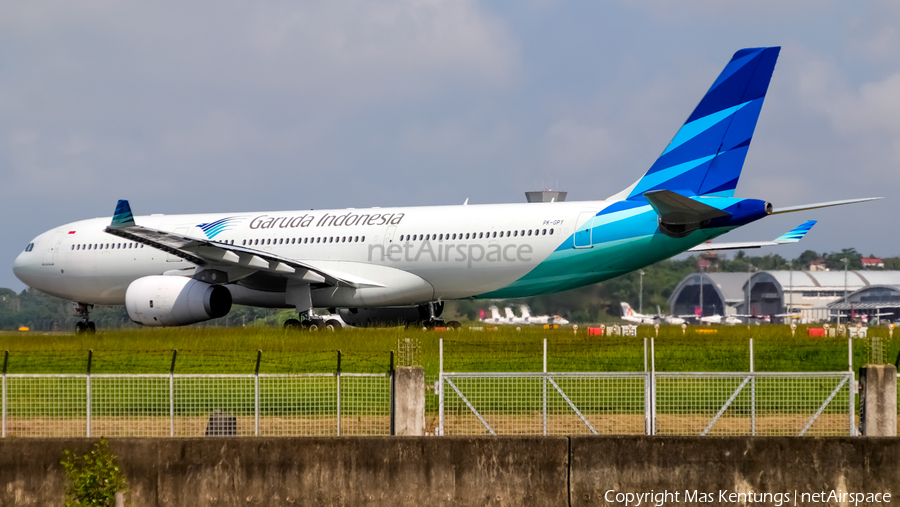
[528,230,532,236]
[542,229,547,235]
[550,228,554,235]
[361,236,365,242]
[492,232,496,238]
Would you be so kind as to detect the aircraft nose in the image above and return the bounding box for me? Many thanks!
[12,243,38,286]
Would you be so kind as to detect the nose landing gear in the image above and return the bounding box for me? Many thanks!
[74,304,95,334]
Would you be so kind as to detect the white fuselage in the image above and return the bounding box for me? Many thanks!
[13,200,610,309]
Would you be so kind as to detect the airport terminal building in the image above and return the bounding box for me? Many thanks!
[669,270,900,323]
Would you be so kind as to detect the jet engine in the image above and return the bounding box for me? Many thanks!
[125,276,232,326]
[338,302,443,327]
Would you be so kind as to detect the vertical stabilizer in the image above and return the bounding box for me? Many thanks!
[611,47,780,201]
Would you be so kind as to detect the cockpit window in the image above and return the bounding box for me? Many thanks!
[24,243,34,252]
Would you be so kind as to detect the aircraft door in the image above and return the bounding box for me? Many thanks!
[42,231,64,266]
[167,227,189,261]
[383,226,397,248]
[573,211,595,248]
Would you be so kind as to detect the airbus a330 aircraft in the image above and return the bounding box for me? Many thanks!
[12,46,879,333]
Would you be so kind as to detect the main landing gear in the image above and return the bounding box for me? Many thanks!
[74,304,96,334]
[283,310,342,332]
[420,301,461,330]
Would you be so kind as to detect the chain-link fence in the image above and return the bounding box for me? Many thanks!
[439,372,647,436]
[438,338,858,437]
[2,372,391,438]
[654,372,854,437]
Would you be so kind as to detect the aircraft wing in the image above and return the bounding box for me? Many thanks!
[104,200,383,288]
[688,220,816,252]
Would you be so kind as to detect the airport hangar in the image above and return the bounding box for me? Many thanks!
[668,271,900,323]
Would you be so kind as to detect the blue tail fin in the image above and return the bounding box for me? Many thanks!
[625,47,780,200]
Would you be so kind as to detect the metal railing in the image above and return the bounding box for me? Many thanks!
[438,338,858,437]
[1,350,393,438]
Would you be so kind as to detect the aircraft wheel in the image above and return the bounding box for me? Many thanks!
[87,322,96,334]
[308,319,326,331]
[325,319,342,331]
[283,319,302,330]
[75,322,86,334]
[447,321,461,329]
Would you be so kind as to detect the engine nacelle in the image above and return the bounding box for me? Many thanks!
[125,276,232,327]
[338,302,443,327]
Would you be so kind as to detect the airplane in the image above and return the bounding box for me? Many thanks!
[518,305,569,326]
[690,314,744,326]
[479,305,569,326]
[620,302,687,325]
[12,46,880,333]
[837,306,893,325]
[620,302,658,325]
[480,306,510,325]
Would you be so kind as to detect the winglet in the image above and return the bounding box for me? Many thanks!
[774,220,816,244]
[111,200,136,228]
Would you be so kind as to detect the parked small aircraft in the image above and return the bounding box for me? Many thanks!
[620,302,685,325]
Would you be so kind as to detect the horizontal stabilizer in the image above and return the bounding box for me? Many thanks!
[770,197,881,214]
[689,220,816,252]
[644,190,731,224]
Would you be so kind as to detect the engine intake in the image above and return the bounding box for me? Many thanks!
[125,276,231,327]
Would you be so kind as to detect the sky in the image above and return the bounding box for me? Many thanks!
[1,1,898,292]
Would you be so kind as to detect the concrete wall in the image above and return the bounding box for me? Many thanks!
[571,436,900,506]
[0,437,568,507]
[2,436,899,506]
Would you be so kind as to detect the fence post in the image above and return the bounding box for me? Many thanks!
[2,351,7,438]
[849,336,858,436]
[650,339,656,436]
[390,351,395,436]
[336,350,341,437]
[438,339,444,436]
[644,338,649,435]
[170,350,177,437]
[750,338,755,436]
[255,350,261,437]
[86,350,92,438]
[543,338,547,436]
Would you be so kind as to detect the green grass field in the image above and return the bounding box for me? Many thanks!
[0,323,893,377]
